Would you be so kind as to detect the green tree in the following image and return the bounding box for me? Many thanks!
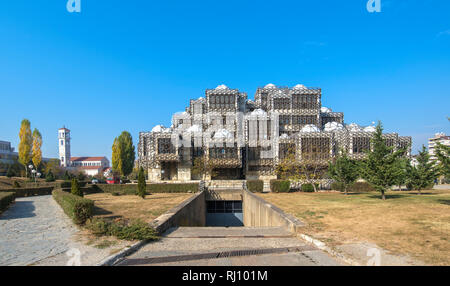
[435,142,450,180]
[328,149,359,195]
[360,121,407,200]
[32,128,43,170]
[137,167,146,199]
[45,169,55,182]
[6,165,15,178]
[71,178,83,197]
[406,145,439,194]
[111,131,136,177]
[18,119,32,177]
[392,157,409,191]
[191,157,217,180]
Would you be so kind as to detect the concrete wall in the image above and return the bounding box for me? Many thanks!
[242,190,304,232]
[151,191,206,234]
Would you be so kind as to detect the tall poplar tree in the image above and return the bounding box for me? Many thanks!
[111,131,136,177]
[360,121,406,200]
[32,128,43,170]
[18,119,32,177]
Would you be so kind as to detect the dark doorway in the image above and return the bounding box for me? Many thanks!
[206,200,243,226]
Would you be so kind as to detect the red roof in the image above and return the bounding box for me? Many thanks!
[71,156,107,162]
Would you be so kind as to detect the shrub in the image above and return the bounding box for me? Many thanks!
[71,178,83,197]
[270,180,290,193]
[13,181,21,188]
[111,192,120,196]
[246,180,264,193]
[91,183,199,195]
[147,183,198,193]
[301,183,319,192]
[6,167,15,178]
[0,187,54,198]
[0,192,15,214]
[52,189,93,225]
[45,170,55,182]
[61,181,87,188]
[86,218,158,241]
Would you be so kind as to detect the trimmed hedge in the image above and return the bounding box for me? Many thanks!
[246,180,264,193]
[60,181,88,188]
[270,180,291,193]
[331,181,376,193]
[0,192,15,214]
[301,183,317,192]
[0,187,54,198]
[90,183,199,195]
[52,189,94,225]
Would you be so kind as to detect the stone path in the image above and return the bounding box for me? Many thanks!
[117,227,342,266]
[0,195,129,266]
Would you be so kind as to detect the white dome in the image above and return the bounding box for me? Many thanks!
[321,107,332,113]
[293,84,307,90]
[347,123,362,132]
[215,84,229,90]
[250,108,267,116]
[186,124,202,133]
[151,125,166,133]
[300,124,320,133]
[264,83,276,88]
[280,133,289,139]
[324,122,344,132]
[363,126,376,132]
[213,129,233,139]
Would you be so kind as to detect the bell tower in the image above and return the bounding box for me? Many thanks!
[58,127,71,167]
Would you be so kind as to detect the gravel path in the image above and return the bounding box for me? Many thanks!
[0,195,129,266]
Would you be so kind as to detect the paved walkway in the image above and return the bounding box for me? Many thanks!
[117,227,342,266]
[0,195,129,266]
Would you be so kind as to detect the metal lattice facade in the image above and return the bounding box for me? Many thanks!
[138,84,412,182]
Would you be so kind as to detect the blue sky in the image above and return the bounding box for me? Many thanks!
[0,0,449,161]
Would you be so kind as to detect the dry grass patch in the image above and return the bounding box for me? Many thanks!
[85,192,193,223]
[259,189,450,265]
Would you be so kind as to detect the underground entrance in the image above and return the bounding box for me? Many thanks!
[151,188,304,234]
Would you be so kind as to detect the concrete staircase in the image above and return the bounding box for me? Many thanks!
[207,180,246,191]
[263,181,271,193]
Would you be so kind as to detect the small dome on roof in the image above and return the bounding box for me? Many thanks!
[280,133,289,139]
[250,108,267,116]
[215,84,229,90]
[347,123,362,132]
[363,126,376,132]
[300,125,320,133]
[264,83,276,88]
[324,122,344,132]
[213,129,233,139]
[321,107,332,113]
[293,84,307,90]
[151,125,166,133]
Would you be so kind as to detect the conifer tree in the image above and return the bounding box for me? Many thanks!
[71,178,83,197]
[406,145,439,194]
[137,167,146,199]
[328,149,359,195]
[360,121,406,200]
